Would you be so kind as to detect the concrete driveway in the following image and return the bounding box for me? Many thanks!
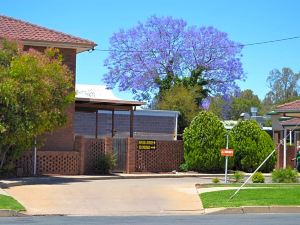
[3,177,209,216]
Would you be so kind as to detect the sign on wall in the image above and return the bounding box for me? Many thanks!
[138,140,157,150]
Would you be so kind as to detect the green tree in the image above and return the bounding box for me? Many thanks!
[208,95,226,119]
[156,85,200,135]
[229,89,262,120]
[265,67,300,104]
[229,120,276,172]
[0,40,75,171]
[183,111,231,171]
[155,66,209,106]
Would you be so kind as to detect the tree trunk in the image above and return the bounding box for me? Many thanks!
[0,146,10,170]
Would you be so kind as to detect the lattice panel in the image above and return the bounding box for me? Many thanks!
[84,139,105,174]
[16,151,80,176]
[37,151,80,175]
[135,140,184,172]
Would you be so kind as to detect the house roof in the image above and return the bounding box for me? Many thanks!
[276,100,300,112]
[0,15,96,53]
[280,118,300,127]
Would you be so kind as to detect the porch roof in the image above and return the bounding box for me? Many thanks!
[75,97,144,112]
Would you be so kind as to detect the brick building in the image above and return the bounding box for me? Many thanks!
[0,15,96,152]
[269,100,300,168]
[1,15,184,175]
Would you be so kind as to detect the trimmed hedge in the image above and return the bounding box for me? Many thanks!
[183,111,231,172]
[229,120,276,172]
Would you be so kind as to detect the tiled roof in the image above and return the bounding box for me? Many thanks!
[0,15,96,49]
[276,100,300,111]
[280,118,300,126]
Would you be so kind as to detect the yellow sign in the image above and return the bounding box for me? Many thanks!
[138,140,156,150]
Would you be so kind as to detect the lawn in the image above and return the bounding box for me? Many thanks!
[200,185,300,208]
[0,194,25,211]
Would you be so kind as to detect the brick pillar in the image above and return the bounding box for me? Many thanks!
[126,137,136,173]
[74,136,87,175]
[105,137,113,154]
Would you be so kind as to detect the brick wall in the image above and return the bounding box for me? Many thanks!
[15,150,80,176]
[74,136,113,174]
[126,139,184,173]
[24,45,77,151]
[277,145,297,168]
[75,111,176,140]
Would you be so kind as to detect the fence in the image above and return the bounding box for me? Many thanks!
[15,136,184,176]
[15,151,80,176]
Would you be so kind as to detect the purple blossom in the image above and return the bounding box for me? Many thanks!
[103,16,244,101]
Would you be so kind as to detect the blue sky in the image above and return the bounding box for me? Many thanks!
[1,0,299,101]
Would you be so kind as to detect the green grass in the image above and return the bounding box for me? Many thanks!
[0,194,25,211]
[200,183,300,188]
[200,186,300,208]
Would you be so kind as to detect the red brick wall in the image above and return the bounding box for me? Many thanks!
[277,145,297,168]
[24,46,76,151]
[16,150,80,176]
[127,139,184,173]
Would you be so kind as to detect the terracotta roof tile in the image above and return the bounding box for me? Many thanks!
[280,118,300,126]
[0,15,96,47]
[276,100,300,111]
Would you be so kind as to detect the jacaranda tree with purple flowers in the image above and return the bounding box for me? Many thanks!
[104,16,244,104]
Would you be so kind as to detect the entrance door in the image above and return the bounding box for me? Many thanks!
[112,138,127,172]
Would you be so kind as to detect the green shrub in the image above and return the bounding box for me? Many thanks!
[179,163,188,172]
[212,177,220,184]
[229,120,276,172]
[96,152,117,174]
[272,167,299,183]
[183,111,232,172]
[231,171,245,183]
[252,172,265,183]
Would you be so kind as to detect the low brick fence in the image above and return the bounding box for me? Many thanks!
[15,136,184,176]
[16,151,80,176]
[75,136,112,174]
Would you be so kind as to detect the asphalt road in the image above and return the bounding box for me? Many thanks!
[0,214,300,225]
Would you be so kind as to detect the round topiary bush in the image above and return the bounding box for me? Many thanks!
[229,120,276,173]
[252,172,265,183]
[183,111,231,172]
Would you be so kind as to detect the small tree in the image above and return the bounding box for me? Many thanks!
[156,85,200,135]
[183,111,230,171]
[229,120,276,172]
[0,40,75,171]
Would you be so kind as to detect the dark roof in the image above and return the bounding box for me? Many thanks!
[0,15,96,52]
[75,97,144,111]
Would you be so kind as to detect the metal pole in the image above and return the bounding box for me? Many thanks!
[225,156,228,183]
[284,128,287,168]
[111,109,115,137]
[290,130,292,145]
[225,133,229,183]
[95,110,98,139]
[33,138,37,176]
[130,108,134,138]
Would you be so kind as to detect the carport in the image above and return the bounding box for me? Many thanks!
[75,97,144,138]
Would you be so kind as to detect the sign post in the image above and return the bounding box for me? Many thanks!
[221,133,234,183]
